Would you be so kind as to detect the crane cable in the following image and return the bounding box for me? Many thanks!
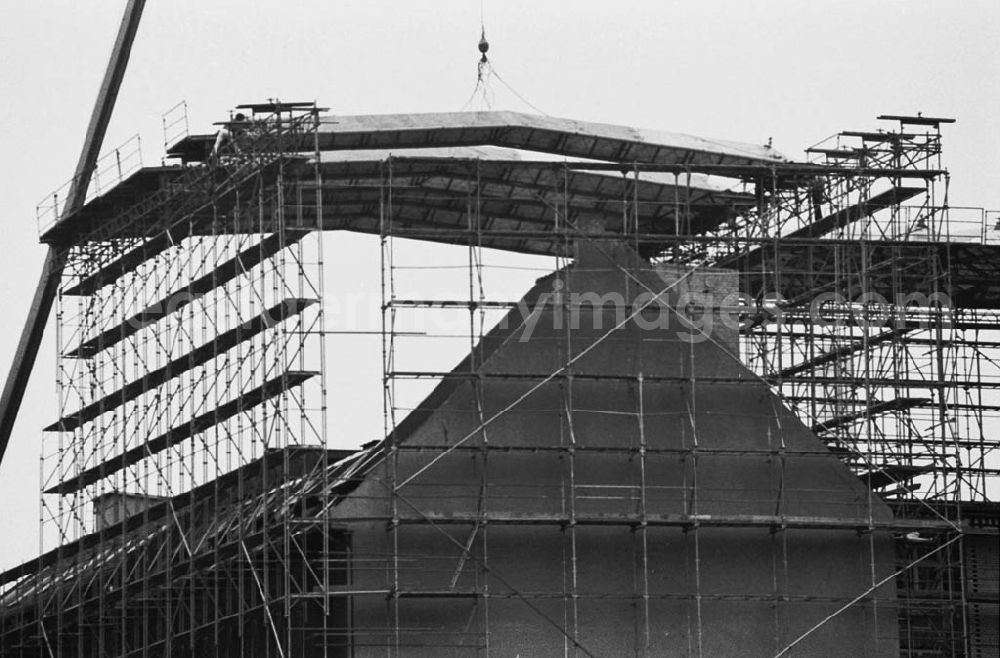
[461,6,547,115]
[462,22,493,111]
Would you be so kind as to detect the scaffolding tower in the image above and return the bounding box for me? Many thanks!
[0,108,996,657]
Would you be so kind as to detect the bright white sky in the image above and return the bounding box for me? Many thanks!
[0,0,997,570]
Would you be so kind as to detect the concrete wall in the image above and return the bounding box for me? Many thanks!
[92,492,168,532]
[332,243,898,656]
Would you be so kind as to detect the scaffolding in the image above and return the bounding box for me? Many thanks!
[3,102,332,657]
[369,114,995,656]
[0,109,997,657]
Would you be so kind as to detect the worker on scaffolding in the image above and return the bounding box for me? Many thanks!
[809,175,828,221]
[210,112,252,162]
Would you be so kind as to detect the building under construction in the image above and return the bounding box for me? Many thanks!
[0,103,997,657]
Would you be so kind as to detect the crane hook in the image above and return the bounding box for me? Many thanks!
[478,27,490,64]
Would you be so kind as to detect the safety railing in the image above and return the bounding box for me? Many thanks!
[161,100,189,152]
[36,134,144,237]
[866,205,1000,245]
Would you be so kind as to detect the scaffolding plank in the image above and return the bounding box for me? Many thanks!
[45,370,318,495]
[776,328,910,378]
[840,130,917,142]
[862,465,934,489]
[0,446,341,588]
[235,100,317,113]
[392,511,953,532]
[730,241,1000,311]
[877,114,955,126]
[805,148,867,159]
[812,397,932,434]
[65,230,308,358]
[785,186,926,239]
[46,298,316,432]
[63,226,189,296]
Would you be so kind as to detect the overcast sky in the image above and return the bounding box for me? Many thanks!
[0,0,997,570]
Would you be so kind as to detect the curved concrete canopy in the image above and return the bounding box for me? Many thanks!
[313,111,788,166]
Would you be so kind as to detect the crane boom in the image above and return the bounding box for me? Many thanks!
[0,0,147,467]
